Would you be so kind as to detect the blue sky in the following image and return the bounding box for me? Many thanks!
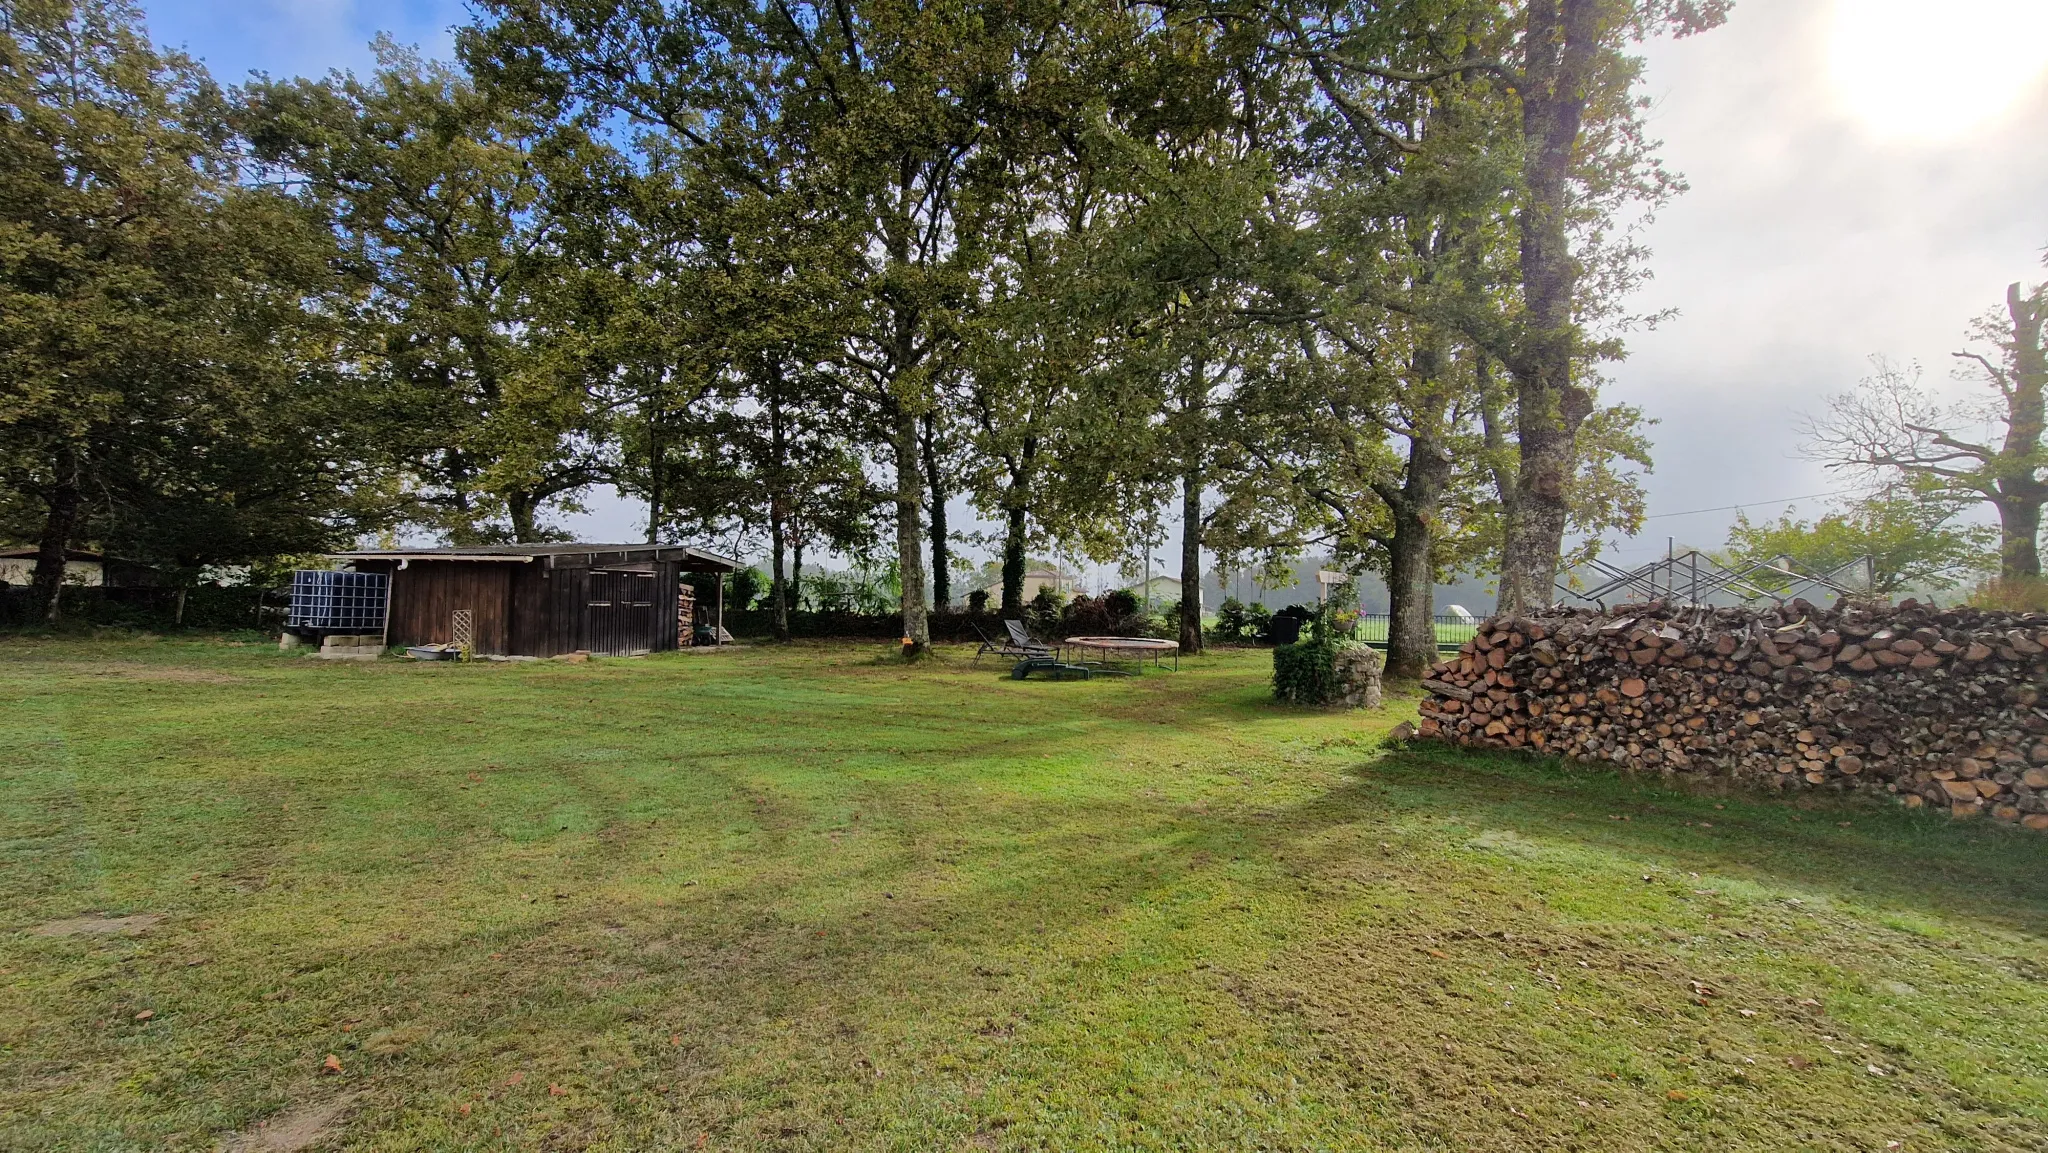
[144,0,466,83]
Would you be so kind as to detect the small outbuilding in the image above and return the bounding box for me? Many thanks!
[323,543,739,658]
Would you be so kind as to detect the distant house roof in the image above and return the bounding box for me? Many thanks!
[328,542,739,571]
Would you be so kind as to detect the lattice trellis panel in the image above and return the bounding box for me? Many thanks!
[451,608,473,658]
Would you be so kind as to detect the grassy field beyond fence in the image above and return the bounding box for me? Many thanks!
[2,636,2045,1150]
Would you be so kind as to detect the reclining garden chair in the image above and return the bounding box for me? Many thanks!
[971,619,1056,663]
[1004,619,1058,660]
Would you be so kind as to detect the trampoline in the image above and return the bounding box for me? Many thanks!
[1062,635,1180,673]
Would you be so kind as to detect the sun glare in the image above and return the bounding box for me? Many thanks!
[1827,0,2048,140]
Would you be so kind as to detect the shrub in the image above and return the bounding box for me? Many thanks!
[728,567,764,610]
[1969,576,2048,612]
[1025,586,1066,636]
[1273,636,1344,704]
[966,588,990,614]
[1060,593,1110,636]
[1058,591,1151,638]
[1213,596,1251,642]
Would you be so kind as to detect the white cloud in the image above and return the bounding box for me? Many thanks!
[1608,0,2048,552]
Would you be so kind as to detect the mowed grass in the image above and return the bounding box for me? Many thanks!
[2,637,2046,1152]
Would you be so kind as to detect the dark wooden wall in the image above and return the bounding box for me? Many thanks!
[355,560,514,653]
[507,564,587,657]
[357,558,684,657]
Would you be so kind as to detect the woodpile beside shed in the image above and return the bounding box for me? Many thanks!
[1416,599,2048,831]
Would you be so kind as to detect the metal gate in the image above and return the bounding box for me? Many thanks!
[586,570,658,655]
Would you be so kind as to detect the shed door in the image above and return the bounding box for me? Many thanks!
[586,570,658,655]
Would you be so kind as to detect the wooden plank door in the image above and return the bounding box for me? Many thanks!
[586,571,658,655]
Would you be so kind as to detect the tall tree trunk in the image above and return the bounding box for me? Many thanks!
[769,494,790,642]
[508,493,541,543]
[922,413,950,610]
[768,371,791,640]
[999,441,1035,618]
[1500,0,1600,613]
[1994,282,2047,580]
[1001,505,1028,619]
[1476,355,1518,575]
[1175,358,1210,654]
[1384,436,1452,680]
[1178,465,1204,655]
[892,408,929,657]
[1994,499,2043,581]
[645,402,664,543]
[791,527,806,613]
[32,447,81,624]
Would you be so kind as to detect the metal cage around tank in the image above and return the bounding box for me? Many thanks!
[287,569,389,634]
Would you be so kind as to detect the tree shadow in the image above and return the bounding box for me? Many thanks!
[1318,744,2048,935]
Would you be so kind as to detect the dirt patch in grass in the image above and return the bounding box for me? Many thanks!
[217,1094,357,1152]
[31,913,161,936]
[75,662,245,684]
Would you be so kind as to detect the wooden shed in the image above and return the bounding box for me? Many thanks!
[328,543,738,658]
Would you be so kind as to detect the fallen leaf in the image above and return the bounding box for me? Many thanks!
[1797,998,1821,1008]
[670,1034,682,1047]
[695,1134,709,1149]
[321,1054,342,1075]
[459,1103,471,1116]
[1866,1064,1887,1077]
[549,1083,565,1096]
[133,1009,154,1021]
[1739,1009,1756,1018]
[1787,1055,1812,1070]
[504,1072,525,1087]
[340,1022,354,1032]
[1666,1089,1689,1101]
[1427,949,1446,959]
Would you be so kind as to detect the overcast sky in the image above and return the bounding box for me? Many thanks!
[143,0,2048,582]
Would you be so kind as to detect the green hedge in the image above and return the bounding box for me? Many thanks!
[0,586,284,631]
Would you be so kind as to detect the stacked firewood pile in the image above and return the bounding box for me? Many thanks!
[1416,599,2048,830]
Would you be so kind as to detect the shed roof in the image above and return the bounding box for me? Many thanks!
[328,543,739,571]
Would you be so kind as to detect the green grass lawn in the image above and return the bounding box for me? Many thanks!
[3,636,2046,1151]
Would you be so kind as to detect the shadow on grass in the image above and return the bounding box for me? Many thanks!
[1325,743,2048,934]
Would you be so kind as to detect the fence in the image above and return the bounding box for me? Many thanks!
[1352,613,1480,651]
[0,586,286,631]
